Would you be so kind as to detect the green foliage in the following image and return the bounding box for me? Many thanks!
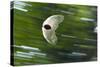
[12,1,97,66]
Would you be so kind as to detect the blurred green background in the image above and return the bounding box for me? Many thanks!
[11,1,97,66]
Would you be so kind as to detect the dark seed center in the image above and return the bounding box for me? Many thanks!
[44,24,51,30]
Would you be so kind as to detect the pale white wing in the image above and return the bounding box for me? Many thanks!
[42,15,64,45]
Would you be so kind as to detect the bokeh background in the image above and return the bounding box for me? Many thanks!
[11,1,97,66]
